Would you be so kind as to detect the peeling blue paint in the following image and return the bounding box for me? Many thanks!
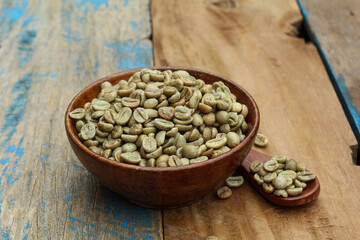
[0,0,29,36]
[63,27,83,42]
[17,30,37,67]
[1,74,32,146]
[74,0,109,14]
[0,158,10,165]
[130,21,138,30]
[105,40,152,71]
[27,171,32,189]
[21,15,34,27]
[50,73,58,78]
[22,221,30,240]
[123,0,130,7]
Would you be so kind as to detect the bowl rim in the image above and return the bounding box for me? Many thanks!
[65,66,260,172]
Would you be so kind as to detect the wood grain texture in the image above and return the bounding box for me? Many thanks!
[300,0,360,162]
[0,0,161,239]
[152,0,359,239]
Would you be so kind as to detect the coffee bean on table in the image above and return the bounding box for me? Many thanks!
[217,186,232,200]
[226,176,244,188]
[254,133,268,147]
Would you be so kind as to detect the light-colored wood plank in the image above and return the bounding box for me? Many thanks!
[152,0,359,239]
[0,0,161,239]
[300,0,360,161]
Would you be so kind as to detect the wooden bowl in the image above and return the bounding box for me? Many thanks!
[64,67,260,209]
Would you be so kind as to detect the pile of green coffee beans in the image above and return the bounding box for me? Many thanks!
[250,156,316,197]
[69,68,249,167]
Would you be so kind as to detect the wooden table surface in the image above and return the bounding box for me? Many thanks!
[0,0,359,239]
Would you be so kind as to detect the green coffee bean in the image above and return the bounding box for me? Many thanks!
[205,137,227,149]
[84,140,99,147]
[189,156,208,164]
[254,174,264,185]
[142,137,157,153]
[103,149,112,158]
[166,127,178,137]
[262,183,275,193]
[121,97,140,108]
[198,103,212,114]
[163,146,177,155]
[76,120,85,132]
[241,104,248,118]
[294,179,307,188]
[162,137,175,149]
[122,143,137,152]
[69,108,86,120]
[92,99,111,111]
[216,111,229,124]
[296,162,306,172]
[133,108,149,123]
[89,146,102,155]
[112,125,123,139]
[80,123,96,140]
[203,113,216,126]
[287,187,303,196]
[270,155,287,163]
[250,161,263,173]
[217,186,232,200]
[226,132,240,148]
[176,134,187,148]
[103,139,121,150]
[168,155,181,167]
[143,99,158,109]
[264,172,277,182]
[98,121,114,132]
[285,159,297,171]
[182,144,199,159]
[273,189,288,198]
[254,133,268,147]
[226,176,244,188]
[264,159,278,172]
[174,106,191,120]
[156,154,168,167]
[154,118,174,130]
[115,107,132,125]
[144,146,162,159]
[146,158,156,167]
[297,171,316,182]
[278,170,297,180]
[121,134,138,143]
[272,176,287,189]
[121,152,141,164]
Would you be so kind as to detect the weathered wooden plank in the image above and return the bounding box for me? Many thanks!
[152,0,359,239]
[299,0,360,163]
[0,0,161,239]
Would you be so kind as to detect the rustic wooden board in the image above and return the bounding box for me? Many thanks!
[0,0,162,239]
[299,0,360,163]
[152,0,359,239]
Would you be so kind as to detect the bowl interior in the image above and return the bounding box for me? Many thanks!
[65,66,259,171]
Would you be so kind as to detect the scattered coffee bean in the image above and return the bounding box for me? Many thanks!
[217,186,232,200]
[254,133,268,147]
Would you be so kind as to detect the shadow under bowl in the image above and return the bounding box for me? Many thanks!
[65,66,260,209]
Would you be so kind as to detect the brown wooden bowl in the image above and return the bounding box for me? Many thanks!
[65,67,260,209]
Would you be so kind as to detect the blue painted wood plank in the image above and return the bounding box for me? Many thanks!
[0,0,161,239]
[297,0,360,163]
